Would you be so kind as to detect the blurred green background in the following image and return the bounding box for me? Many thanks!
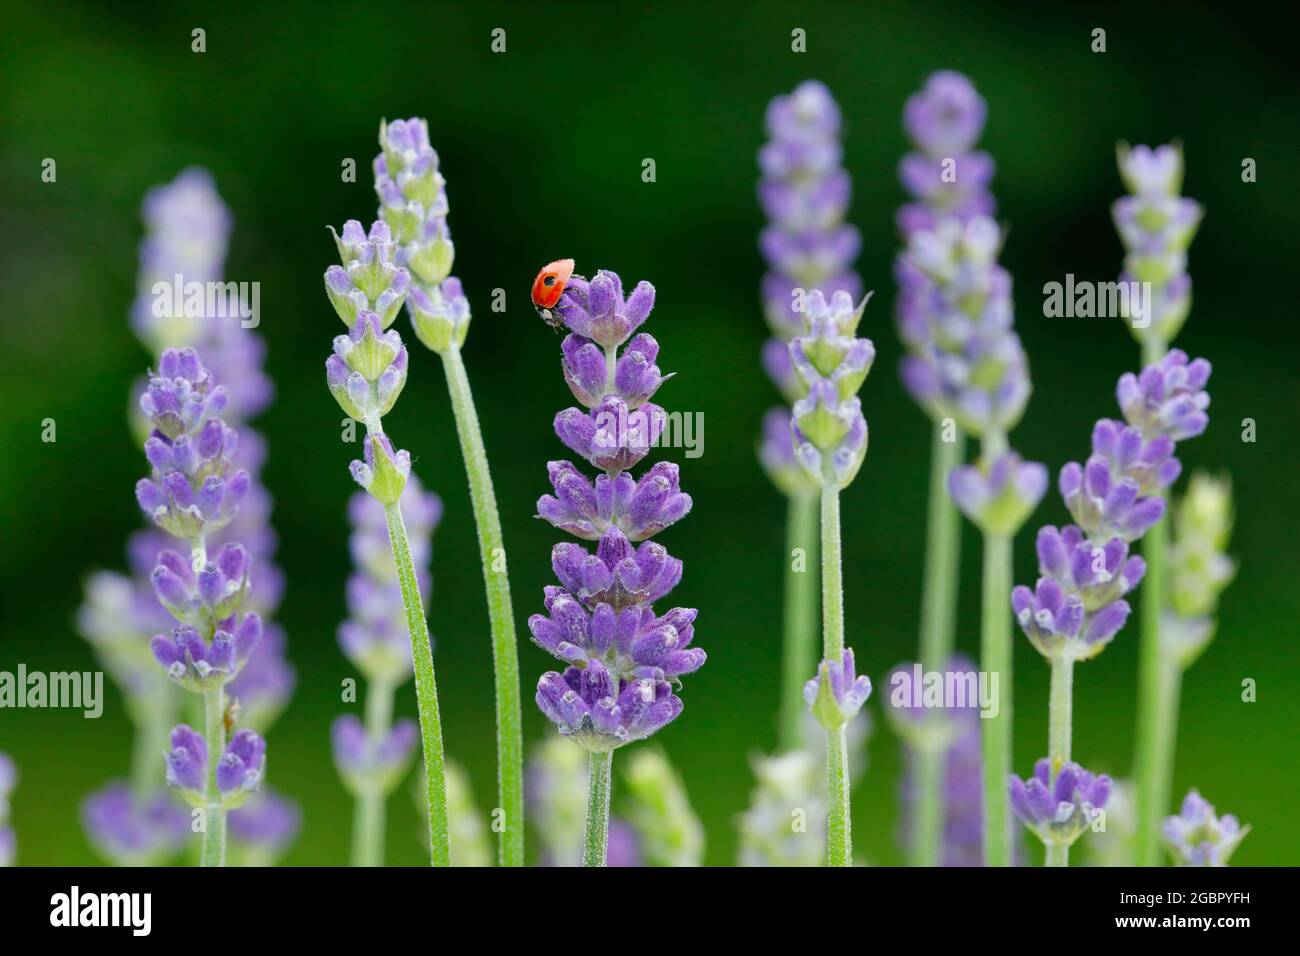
[1,0,1296,866]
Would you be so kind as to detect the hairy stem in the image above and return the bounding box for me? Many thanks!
[980,530,1012,867]
[1044,655,1075,869]
[912,423,965,866]
[200,685,226,868]
[437,345,524,868]
[584,750,613,867]
[779,491,820,751]
[383,500,450,867]
[820,482,851,866]
[1048,655,1074,769]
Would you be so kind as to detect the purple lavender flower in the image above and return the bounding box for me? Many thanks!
[327,311,410,423]
[1017,356,1213,663]
[1113,144,1203,346]
[1036,525,1145,613]
[325,220,411,328]
[534,268,702,754]
[81,782,188,866]
[1162,789,1249,866]
[536,661,682,752]
[805,649,872,730]
[1011,578,1130,661]
[898,71,995,235]
[216,729,267,804]
[228,788,302,865]
[135,347,250,540]
[332,716,420,794]
[897,217,1030,436]
[150,617,263,692]
[1009,758,1112,849]
[166,724,265,809]
[1116,349,1211,442]
[789,290,873,488]
[948,452,1048,537]
[553,271,656,350]
[375,118,455,289]
[538,460,690,542]
[757,81,861,503]
[165,724,209,798]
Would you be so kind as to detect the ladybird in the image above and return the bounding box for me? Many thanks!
[531,258,576,331]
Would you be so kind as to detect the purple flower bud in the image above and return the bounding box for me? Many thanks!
[903,70,988,159]
[1161,789,1249,866]
[555,270,655,349]
[1059,457,1165,543]
[215,729,266,806]
[1036,525,1145,612]
[948,451,1047,536]
[536,661,683,752]
[165,724,208,797]
[528,585,703,681]
[151,614,262,692]
[1009,757,1111,849]
[137,347,249,539]
[1116,349,1212,442]
[554,397,666,474]
[1012,578,1129,662]
[151,543,251,631]
[805,648,873,729]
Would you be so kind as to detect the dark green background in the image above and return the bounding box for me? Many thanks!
[1,0,1296,865]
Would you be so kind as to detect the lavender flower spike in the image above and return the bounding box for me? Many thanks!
[1113,144,1203,349]
[323,196,451,865]
[785,285,874,867]
[1162,790,1249,866]
[533,266,702,867]
[165,724,265,810]
[135,347,250,540]
[894,71,998,868]
[1009,758,1111,857]
[376,117,524,867]
[757,81,862,750]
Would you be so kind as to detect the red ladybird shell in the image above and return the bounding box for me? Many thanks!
[531,258,575,310]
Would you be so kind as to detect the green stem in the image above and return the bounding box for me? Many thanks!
[351,678,395,867]
[980,530,1012,867]
[920,424,965,670]
[779,491,820,751]
[437,345,524,868]
[912,423,965,866]
[584,750,613,867]
[200,685,226,868]
[1048,656,1074,769]
[1134,334,1170,867]
[819,481,851,866]
[1044,655,1075,869]
[383,501,451,867]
